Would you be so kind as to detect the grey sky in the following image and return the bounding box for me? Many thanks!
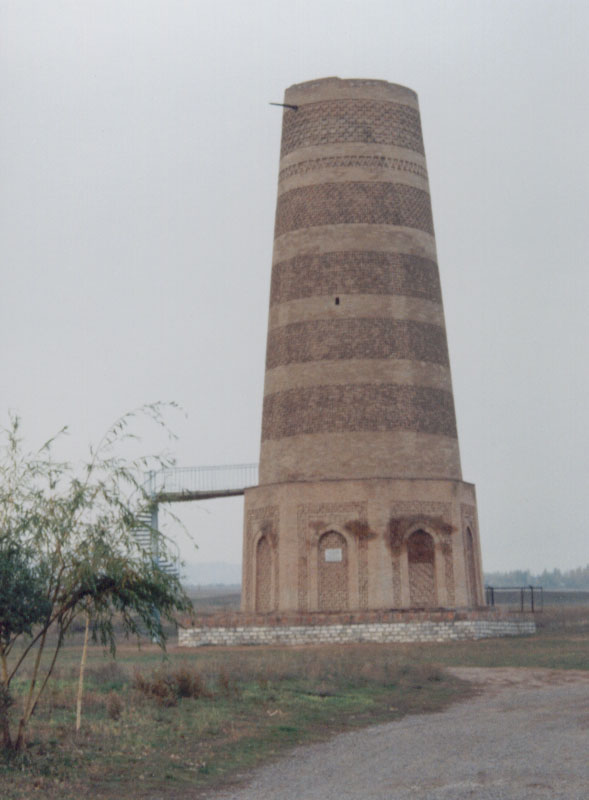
[1,0,588,573]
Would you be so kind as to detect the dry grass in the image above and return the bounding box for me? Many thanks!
[0,604,586,799]
[133,664,212,706]
[1,643,467,799]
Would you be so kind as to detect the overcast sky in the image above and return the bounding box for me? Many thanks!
[1,0,588,575]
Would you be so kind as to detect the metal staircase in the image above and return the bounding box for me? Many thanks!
[134,463,259,579]
[133,506,180,578]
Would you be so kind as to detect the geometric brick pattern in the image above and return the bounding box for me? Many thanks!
[409,561,437,607]
[297,501,367,611]
[318,530,349,611]
[262,383,458,440]
[443,539,456,607]
[266,318,449,369]
[274,182,434,237]
[262,383,457,442]
[243,78,484,615]
[407,529,436,563]
[407,530,436,607]
[280,100,424,158]
[279,154,428,182]
[358,535,369,609]
[388,501,452,519]
[270,252,442,306]
[388,502,453,607]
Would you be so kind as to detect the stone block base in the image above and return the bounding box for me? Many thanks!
[179,609,536,647]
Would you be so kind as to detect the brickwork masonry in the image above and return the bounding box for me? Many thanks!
[179,610,536,647]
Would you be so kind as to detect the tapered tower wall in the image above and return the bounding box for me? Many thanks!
[243,78,484,614]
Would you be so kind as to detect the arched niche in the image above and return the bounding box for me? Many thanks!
[318,530,349,611]
[407,529,437,607]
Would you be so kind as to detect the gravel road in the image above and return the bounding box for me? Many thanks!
[206,668,589,800]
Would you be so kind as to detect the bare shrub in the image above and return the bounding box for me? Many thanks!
[133,666,210,706]
[86,662,128,690]
[105,691,123,720]
[174,666,209,699]
[217,669,239,698]
[142,672,178,707]
[256,673,269,690]
[45,685,74,711]
[79,690,104,712]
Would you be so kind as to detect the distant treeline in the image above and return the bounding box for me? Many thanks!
[484,565,589,589]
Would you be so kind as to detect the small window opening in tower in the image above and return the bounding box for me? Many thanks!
[335,297,340,305]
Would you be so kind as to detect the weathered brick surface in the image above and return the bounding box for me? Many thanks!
[263,360,453,401]
[244,78,483,614]
[274,183,433,238]
[279,155,428,182]
[259,432,463,485]
[280,100,424,157]
[261,384,457,441]
[461,504,483,606]
[266,318,449,369]
[464,528,478,607]
[270,252,442,306]
[285,78,419,108]
[255,536,273,612]
[318,530,349,610]
[181,607,516,628]
[408,530,437,606]
[244,478,480,611]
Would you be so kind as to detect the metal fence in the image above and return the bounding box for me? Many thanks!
[145,463,259,499]
[485,585,543,612]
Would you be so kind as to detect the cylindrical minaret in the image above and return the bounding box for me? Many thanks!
[261,78,460,485]
[243,78,484,615]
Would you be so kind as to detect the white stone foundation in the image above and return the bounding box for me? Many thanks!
[179,618,536,648]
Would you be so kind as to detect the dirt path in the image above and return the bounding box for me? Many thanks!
[205,668,589,800]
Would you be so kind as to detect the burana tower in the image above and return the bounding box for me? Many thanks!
[242,77,484,614]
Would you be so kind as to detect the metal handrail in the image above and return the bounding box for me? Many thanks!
[145,463,259,499]
[485,585,543,612]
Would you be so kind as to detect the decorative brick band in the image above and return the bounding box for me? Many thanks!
[261,384,458,441]
[266,318,449,370]
[270,252,442,306]
[274,183,433,238]
[279,155,428,182]
[280,100,424,157]
[179,619,536,647]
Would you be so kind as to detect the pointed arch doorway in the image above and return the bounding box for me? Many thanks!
[407,529,437,607]
[318,530,349,611]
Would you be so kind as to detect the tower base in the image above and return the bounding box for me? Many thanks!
[242,478,484,613]
[179,609,535,648]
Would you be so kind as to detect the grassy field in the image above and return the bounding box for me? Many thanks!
[1,604,587,800]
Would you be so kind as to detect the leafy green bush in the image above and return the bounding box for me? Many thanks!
[0,408,193,750]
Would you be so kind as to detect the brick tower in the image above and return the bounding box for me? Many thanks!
[242,77,484,614]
